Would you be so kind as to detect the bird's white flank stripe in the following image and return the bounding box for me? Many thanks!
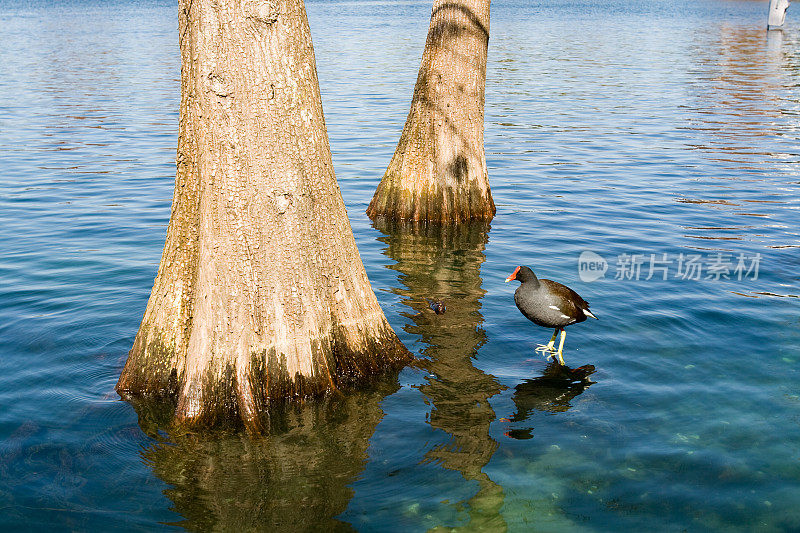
[549,305,561,311]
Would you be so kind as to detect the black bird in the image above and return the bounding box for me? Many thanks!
[426,298,446,315]
[505,265,597,365]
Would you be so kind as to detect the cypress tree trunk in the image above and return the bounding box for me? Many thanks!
[367,0,495,223]
[117,0,411,430]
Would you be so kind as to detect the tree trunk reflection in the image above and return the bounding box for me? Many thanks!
[375,219,506,531]
[134,378,401,531]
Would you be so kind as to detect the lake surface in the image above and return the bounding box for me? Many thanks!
[1,0,799,530]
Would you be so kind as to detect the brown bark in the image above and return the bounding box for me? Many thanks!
[117,0,411,430]
[367,0,495,223]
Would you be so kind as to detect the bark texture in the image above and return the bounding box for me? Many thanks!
[117,0,410,429]
[367,0,495,223]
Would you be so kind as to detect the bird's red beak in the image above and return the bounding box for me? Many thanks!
[505,266,520,283]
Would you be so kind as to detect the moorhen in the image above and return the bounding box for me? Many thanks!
[505,265,597,365]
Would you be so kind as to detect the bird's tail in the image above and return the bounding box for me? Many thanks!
[583,308,598,320]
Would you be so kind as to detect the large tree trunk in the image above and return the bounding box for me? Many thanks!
[117,0,411,430]
[367,0,495,223]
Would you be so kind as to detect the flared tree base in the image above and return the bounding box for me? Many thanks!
[117,325,411,432]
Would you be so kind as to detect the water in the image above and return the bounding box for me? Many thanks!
[1,0,799,530]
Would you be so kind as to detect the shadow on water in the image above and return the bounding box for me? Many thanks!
[503,362,596,441]
[132,376,403,532]
[374,218,507,531]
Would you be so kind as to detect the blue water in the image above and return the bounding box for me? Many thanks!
[1,0,799,530]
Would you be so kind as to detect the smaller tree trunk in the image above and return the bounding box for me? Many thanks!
[367,0,495,224]
[768,0,790,29]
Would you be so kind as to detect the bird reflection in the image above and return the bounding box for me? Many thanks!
[133,377,401,532]
[504,362,595,440]
[375,218,506,531]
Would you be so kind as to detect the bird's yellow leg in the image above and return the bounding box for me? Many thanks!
[535,329,559,356]
[546,329,557,350]
[556,328,567,366]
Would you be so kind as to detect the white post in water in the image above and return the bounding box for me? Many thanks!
[768,0,791,29]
